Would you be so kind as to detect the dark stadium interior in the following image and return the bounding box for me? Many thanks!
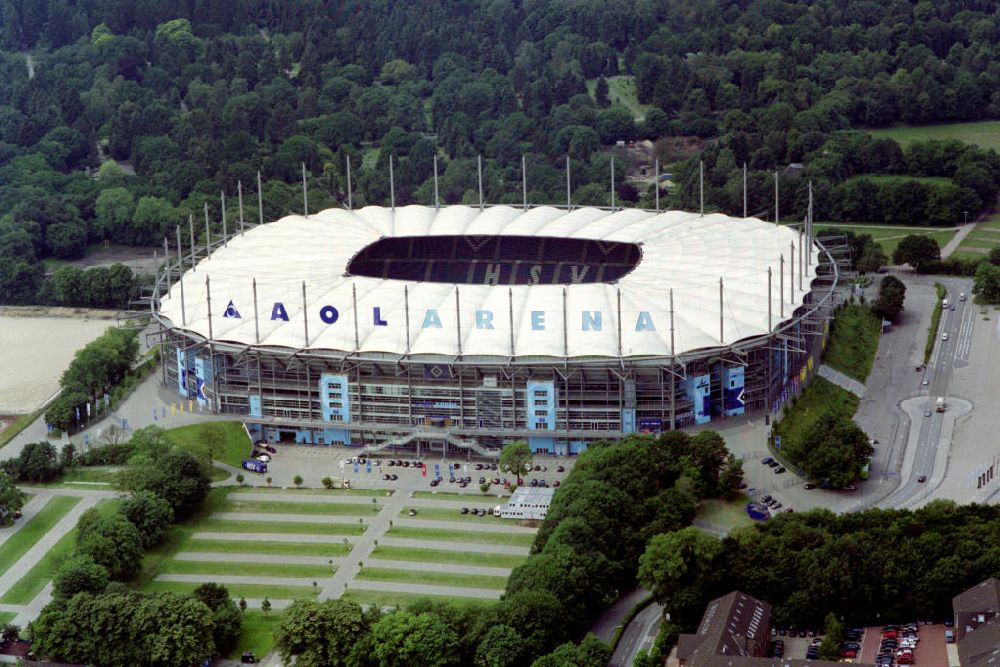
[347,235,642,285]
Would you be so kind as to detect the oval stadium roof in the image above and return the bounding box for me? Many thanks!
[157,205,819,360]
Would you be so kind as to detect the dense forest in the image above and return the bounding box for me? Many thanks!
[2,0,1000,307]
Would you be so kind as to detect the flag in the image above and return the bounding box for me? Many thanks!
[353,461,359,474]
[421,463,427,477]
[153,409,157,421]
[75,406,80,422]
[189,400,193,412]
[121,418,129,432]
[434,463,440,479]
[103,393,110,408]
[365,459,371,474]
[86,403,91,418]
[171,404,176,416]
[161,406,166,418]
[84,434,89,446]
[46,423,52,434]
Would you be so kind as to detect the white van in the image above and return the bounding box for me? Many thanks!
[959,292,966,301]
[942,298,949,308]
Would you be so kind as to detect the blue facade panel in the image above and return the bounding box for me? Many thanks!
[528,436,555,453]
[684,374,712,424]
[176,348,188,397]
[621,408,636,434]
[320,374,350,424]
[248,395,262,418]
[723,366,746,416]
[324,428,350,445]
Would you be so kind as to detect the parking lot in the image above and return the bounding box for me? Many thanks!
[857,623,949,666]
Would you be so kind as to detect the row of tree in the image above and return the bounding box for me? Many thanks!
[640,500,1000,628]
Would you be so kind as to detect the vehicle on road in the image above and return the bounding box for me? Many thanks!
[775,467,786,474]
[264,445,277,454]
[917,475,927,483]
[256,454,271,463]
[408,508,417,516]
[803,483,816,490]
[925,409,932,417]
[942,332,949,341]
[960,292,966,301]
[761,456,774,465]
[936,397,946,412]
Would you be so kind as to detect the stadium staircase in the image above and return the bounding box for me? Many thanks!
[361,430,499,459]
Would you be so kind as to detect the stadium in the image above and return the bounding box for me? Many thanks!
[151,204,840,457]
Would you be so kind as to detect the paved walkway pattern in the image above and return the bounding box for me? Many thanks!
[817,364,866,398]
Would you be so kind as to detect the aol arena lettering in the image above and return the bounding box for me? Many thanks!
[221,300,658,332]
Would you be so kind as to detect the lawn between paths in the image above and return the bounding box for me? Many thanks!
[0,496,80,581]
[163,422,253,469]
[341,588,496,610]
[0,498,121,605]
[384,525,535,547]
[355,566,508,591]
[369,545,527,569]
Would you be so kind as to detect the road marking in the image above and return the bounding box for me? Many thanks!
[955,306,974,362]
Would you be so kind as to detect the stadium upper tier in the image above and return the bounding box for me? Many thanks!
[157,205,819,360]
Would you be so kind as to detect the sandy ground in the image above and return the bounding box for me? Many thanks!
[0,314,115,414]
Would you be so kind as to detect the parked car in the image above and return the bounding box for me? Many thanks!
[408,508,417,516]
[264,445,277,454]
[761,456,774,465]
[775,467,786,474]
[256,454,271,463]
[429,478,440,487]
[556,466,565,472]
[803,483,816,490]
[461,507,469,514]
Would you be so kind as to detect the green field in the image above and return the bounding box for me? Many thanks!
[814,224,956,256]
[411,491,505,502]
[220,499,376,516]
[164,422,252,468]
[229,487,386,497]
[586,75,651,120]
[824,304,881,382]
[341,588,496,610]
[161,559,333,579]
[1,498,120,605]
[695,497,754,532]
[199,519,364,536]
[774,377,859,457]
[370,545,526,569]
[860,174,953,187]
[356,567,508,590]
[185,539,351,557]
[228,610,282,662]
[0,496,80,577]
[385,526,535,547]
[145,579,316,601]
[0,612,15,625]
[867,121,1000,152]
[952,211,1000,260]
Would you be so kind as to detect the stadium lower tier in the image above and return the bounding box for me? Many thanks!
[162,317,825,457]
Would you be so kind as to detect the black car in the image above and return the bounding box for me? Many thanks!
[383,474,391,481]
[241,652,257,664]
[761,495,773,504]
[387,460,395,467]
[530,478,539,487]
[775,466,787,474]
[460,507,469,514]
[264,445,277,454]
[479,477,486,484]
[556,466,565,472]
[430,479,440,487]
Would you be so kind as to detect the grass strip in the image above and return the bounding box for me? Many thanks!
[200,519,364,536]
[145,579,317,600]
[925,282,946,363]
[0,408,44,450]
[399,506,508,524]
[0,612,16,625]
[411,491,505,502]
[1,498,120,604]
[220,500,376,516]
[0,496,80,577]
[161,560,334,579]
[385,526,535,547]
[772,377,859,472]
[370,545,526,569]
[356,567,508,590]
[341,588,496,610]
[230,487,386,497]
[185,539,352,557]
[823,304,881,382]
[227,610,283,662]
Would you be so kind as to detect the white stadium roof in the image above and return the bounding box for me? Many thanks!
[158,205,818,360]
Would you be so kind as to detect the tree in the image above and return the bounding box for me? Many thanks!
[262,597,271,615]
[817,612,844,660]
[236,474,245,485]
[128,448,211,518]
[349,611,461,667]
[53,554,109,599]
[718,454,745,500]
[594,77,610,109]
[974,262,1000,303]
[474,624,525,667]
[193,583,243,654]
[120,491,174,549]
[892,234,940,271]
[322,476,333,489]
[1,441,61,483]
[1,623,19,643]
[75,509,144,580]
[293,474,303,488]
[530,634,610,667]
[93,187,135,242]
[793,414,873,488]
[872,274,907,322]
[499,442,532,483]
[0,471,24,522]
[638,527,723,622]
[275,599,369,667]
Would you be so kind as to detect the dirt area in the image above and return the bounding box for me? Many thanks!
[53,243,158,275]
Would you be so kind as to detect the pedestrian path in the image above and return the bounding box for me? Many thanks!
[941,222,977,258]
[817,364,866,398]
[349,580,503,600]
[174,553,340,566]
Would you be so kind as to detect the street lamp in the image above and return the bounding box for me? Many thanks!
[965,211,969,225]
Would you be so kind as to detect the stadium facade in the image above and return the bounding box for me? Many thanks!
[151,204,840,457]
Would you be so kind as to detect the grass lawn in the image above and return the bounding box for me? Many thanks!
[228,610,282,662]
[145,579,316,601]
[696,497,754,532]
[59,466,124,487]
[0,498,120,605]
[161,559,334,579]
[824,304,881,382]
[926,283,946,363]
[867,121,1000,152]
[230,487,386,497]
[813,224,956,256]
[341,588,496,610]
[860,174,953,187]
[0,496,80,577]
[356,567,508,590]
[185,539,352,557]
[199,519,364,536]
[0,612,16,625]
[400,506,508,524]
[220,499,377,516]
[584,75,651,121]
[370,545,527,569]
[164,422,252,468]
[385,526,535,547]
[0,409,44,450]
[773,377,859,455]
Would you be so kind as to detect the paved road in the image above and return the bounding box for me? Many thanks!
[874,276,974,509]
[377,536,529,555]
[347,579,502,600]
[610,599,665,667]
[364,559,511,577]
[228,491,384,504]
[156,573,319,587]
[393,517,534,534]
[591,587,650,643]
[212,511,369,525]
